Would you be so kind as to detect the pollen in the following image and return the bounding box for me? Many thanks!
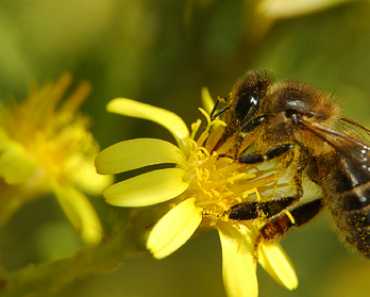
[180,118,276,225]
[96,96,299,293]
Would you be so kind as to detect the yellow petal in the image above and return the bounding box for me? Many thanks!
[52,183,103,245]
[67,155,113,195]
[258,243,298,290]
[96,138,185,175]
[147,197,202,259]
[107,98,189,141]
[0,141,36,184]
[201,87,215,114]
[218,224,258,297]
[103,168,189,207]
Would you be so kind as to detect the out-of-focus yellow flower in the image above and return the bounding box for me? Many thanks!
[96,90,298,297]
[257,0,352,20]
[251,0,354,39]
[0,74,112,245]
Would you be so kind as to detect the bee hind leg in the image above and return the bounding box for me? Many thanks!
[256,198,324,246]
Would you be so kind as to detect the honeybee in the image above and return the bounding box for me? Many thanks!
[213,70,370,258]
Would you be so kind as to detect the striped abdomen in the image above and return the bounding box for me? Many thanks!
[323,156,370,258]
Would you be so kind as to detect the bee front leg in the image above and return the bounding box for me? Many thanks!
[240,115,268,133]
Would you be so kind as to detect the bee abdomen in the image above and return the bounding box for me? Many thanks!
[341,205,370,258]
[341,188,370,211]
[332,160,370,193]
[332,187,370,258]
[326,157,370,258]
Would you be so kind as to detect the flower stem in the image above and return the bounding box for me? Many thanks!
[1,210,143,297]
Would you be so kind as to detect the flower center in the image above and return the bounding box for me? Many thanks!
[0,75,95,182]
[181,119,277,225]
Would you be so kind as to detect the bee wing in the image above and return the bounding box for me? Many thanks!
[336,117,370,143]
[300,118,370,164]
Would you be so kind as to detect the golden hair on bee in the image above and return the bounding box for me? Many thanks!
[212,70,370,258]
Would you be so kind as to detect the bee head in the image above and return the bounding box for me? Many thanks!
[230,70,272,124]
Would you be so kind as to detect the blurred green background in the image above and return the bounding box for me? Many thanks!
[0,0,369,297]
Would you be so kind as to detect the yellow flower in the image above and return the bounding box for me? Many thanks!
[0,74,112,245]
[96,89,298,297]
[257,0,352,20]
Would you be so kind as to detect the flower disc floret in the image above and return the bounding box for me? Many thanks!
[96,95,298,297]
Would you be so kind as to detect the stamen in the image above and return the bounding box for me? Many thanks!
[204,124,225,152]
[190,119,202,139]
[61,81,91,115]
[181,110,281,226]
[198,107,211,127]
[227,172,255,184]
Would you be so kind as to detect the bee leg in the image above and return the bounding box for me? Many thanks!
[240,115,268,133]
[230,151,307,220]
[239,143,294,164]
[228,116,268,157]
[257,198,324,244]
[228,197,297,220]
[228,166,303,220]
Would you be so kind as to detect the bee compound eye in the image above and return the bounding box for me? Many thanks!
[235,94,259,121]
